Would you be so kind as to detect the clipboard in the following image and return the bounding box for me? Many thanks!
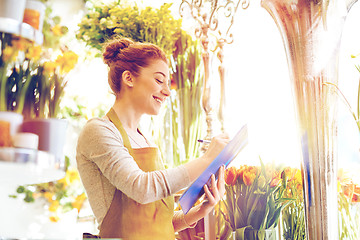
[179,124,249,214]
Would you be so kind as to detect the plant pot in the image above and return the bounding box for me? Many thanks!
[0,111,23,136]
[0,120,12,147]
[12,132,39,150]
[0,0,26,22]
[23,0,46,31]
[21,118,68,167]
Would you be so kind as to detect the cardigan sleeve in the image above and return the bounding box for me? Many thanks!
[77,118,191,204]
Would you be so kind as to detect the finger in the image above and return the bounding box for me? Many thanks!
[204,184,215,204]
[218,165,226,196]
[210,174,220,200]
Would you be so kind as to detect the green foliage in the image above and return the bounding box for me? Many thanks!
[42,4,69,49]
[76,1,182,57]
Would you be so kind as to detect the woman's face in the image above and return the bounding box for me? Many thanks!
[131,59,171,115]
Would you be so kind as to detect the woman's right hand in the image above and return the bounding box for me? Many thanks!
[202,133,230,164]
[183,133,230,182]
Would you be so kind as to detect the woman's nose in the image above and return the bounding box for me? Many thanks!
[161,83,171,97]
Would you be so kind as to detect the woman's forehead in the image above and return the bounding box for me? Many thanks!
[142,59,169,76]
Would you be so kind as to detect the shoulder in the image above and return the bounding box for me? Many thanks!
[77,117,124,150]
[81,117,117,137]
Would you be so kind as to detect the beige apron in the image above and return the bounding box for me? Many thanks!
[99,108,175,239]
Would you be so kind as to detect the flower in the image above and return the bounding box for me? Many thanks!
[25,45,42,61]
[221,159,293,239]
[55,51,78,75]
[12,162,87,222]
[225,166,238,185]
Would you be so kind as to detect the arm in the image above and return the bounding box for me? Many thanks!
[78,118,190,204]
[173,165,226,232]
[78,118,228,204]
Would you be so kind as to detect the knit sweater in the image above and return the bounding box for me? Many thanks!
[76,117,193,231]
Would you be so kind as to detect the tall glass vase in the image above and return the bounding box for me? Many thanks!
[261,0,358,239]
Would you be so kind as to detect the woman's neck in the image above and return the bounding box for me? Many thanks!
[112,100,142,132]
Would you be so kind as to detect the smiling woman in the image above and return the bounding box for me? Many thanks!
[76,37,230,239]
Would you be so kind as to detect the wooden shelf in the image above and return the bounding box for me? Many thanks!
[0,147,65,185]
[0,17,43,45]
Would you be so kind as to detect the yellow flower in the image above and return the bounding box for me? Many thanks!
[243,170,256,186]
[51,24,63,36]
[55,51,78,75]
[44,192,54,202]
[48,200,60,212]
[25,45,42,61]
[43,61,57,75]
[49,214,60,222]
[67,168,80,184]
[12,38,28,51]
[57,175,69,188]
[72,193,87,212]
[2,46,18,62]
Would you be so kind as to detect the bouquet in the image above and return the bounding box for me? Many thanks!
[221,159,293,240]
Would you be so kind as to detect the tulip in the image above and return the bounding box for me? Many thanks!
[243,170,256,186]
[237,165,247,183]
[270,170,281,188]
[225,166,238,186]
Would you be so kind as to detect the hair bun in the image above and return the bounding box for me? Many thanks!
[103,38,134,66]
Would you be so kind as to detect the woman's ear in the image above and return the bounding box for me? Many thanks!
[122,70,134,88]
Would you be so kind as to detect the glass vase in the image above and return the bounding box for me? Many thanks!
[231,228,277,240]
[261,0,358,239]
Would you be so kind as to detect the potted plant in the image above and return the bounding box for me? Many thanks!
[21,49,78,163]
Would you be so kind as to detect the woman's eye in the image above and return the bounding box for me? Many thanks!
[156,79,163,84]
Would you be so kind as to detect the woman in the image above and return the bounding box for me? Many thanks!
[76,38,229,239]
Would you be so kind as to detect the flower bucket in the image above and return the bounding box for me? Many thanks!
[0,111,23,136]
[21,118,68,168]
[22,0,46,31]
[0,0,26,22]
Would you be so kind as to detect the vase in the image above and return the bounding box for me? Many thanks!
[0,111,23,136]
[231,228,277,240]
[261,0,358,239]
[0,0,26,22]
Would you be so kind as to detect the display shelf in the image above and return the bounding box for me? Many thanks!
[0,17,43,45]
[0,147,65,185]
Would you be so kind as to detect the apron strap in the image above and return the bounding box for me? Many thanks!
[106,108,132,150]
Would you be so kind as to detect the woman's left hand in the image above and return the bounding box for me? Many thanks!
[180,165,226,230]
[200,165,226,215]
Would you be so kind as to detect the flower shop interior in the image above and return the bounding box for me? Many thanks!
[0,0,360,239]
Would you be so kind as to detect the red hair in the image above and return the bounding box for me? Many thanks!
[103,38,168,94]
